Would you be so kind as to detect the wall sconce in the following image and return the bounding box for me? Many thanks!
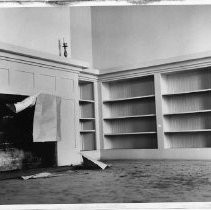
[58,38,69,58]
[62,38,68,58]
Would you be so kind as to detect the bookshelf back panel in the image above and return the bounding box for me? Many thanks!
[162,68,211,94]
[81,133,96,151]
[79,82,94,100]
[104,135,157,149]
[102,76,154,100]
[165,133,211,148]
[103,99,156,118]
[163,92,211,113]
[164,113,211,131]
[104,118,156,133]
[80,121,95,130]
[80,103,95,118]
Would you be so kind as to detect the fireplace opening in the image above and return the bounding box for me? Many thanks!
[0,93,57,171]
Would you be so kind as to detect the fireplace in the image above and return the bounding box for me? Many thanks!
[0,93,57,171]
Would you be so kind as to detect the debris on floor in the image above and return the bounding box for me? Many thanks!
[0,165,74,181]
[69,154,110,170]
[81,154,110,170]
[21,172,62,180]
[0,155,110,181]
[19,154,110,180]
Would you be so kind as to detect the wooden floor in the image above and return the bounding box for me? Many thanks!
[1,160,211,204]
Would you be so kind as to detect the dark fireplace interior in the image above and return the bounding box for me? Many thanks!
[0,93,57,171]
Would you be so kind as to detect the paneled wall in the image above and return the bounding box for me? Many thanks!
[0,48,84,166]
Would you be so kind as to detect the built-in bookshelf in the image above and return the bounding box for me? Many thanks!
[102,75,157,149]
[79,80,96,151]
[161,68,211,148]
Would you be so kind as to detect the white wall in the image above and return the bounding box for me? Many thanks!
[70,7,93,66]
[0,7,70,56]
[2,7,211,70]
[91,6,211,70]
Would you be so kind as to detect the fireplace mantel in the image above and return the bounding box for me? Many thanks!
[0,41,99,75]
[0,42,96,168]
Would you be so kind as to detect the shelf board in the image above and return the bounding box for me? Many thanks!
[79,80,93,85]
[80,130,96,133]
[80,118,95,121]
[79,99,95,103]
[163,88,211,97]
[164,109,211,116]
[104,131,157,136]
[103,95,155,103]
[103,114,156,120]
[165,129,211,133]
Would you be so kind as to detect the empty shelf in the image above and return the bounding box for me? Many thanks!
[104,131,157,136]
[163,88,211,97]
[79,99,95,103]
[165,129,211,133]
[103,95,155,103]
[164,109,211,116]
[104,114,156,120]
[80,130,96,133]
[80,118,95,120]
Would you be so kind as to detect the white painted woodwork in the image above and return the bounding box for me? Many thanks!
[81,133,96,151]
[165,133,211,148]
[160,68,211,150]
[154,73,165,150]
[163,93,211,114]
[57,99,81,165]
[98,51,211,160]
[4,42,211,160]
[0,68,9,92]
[35,74,56,94]
[104,135,157,149]
[102,76,154,100]
[100,148,211,160]
[80,102,95,118]
[104,117,156,133]
[80,120,95,130]
[93,80,101,150]
[161,68,211,94]
[0,42,92,166]
[101,76,158,150]
[56,77,75,99]
[10,70,34,94]
[79,81,94,100]
[164,113,211,131]
[103,99,156,118]
[97,81,104,150]
[78,78,97,151]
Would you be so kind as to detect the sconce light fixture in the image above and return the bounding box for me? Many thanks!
[58,38,69,58]
[62,38,68,58]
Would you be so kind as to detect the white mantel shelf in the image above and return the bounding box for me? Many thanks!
[0,41,99,75]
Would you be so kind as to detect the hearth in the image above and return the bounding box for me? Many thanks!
[0,93,57,171]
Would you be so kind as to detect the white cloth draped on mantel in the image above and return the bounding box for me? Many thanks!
[6,93,62,142]
[33,93,61,142]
